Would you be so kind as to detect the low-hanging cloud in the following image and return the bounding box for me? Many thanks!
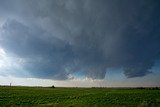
[0,0,160,80]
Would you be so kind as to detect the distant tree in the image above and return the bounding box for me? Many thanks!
[51,85,55,88]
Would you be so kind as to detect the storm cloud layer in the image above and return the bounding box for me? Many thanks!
[0,0,160,80]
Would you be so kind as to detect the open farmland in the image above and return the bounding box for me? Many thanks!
[0,86,160,107]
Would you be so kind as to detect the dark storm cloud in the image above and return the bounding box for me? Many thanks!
[0,19,74,80]
[0,0,160,79]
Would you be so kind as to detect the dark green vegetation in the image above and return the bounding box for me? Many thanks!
[0,86,160,107]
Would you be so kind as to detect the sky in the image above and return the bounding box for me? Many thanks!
[0,0,160,87]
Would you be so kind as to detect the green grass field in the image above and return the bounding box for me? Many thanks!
[0,86,160,107]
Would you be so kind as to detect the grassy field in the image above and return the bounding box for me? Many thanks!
[0,86,160,107]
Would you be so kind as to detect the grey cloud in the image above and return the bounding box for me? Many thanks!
[0,19,75,80]
[0,0,160,79]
